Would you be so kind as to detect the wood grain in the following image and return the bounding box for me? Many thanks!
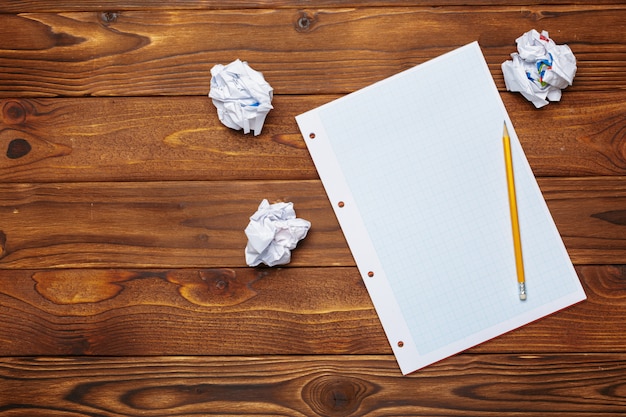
[0,96,318,182]
[0,7,625,97]
[1,1,625,414]
[1,92,626,183]
[0,178,624,269]
[2,0,626,13]
[1,354,625,416]
[0,265,623,356]
[538,177,626,264]
[0,180,347,269]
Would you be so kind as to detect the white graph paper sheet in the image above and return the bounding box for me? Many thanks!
[296,42,586,375]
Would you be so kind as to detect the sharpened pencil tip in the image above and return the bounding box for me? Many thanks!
[503,122,509,137]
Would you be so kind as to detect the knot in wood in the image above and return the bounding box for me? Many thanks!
[295,12,315,32]
[2,100,27,124]
[521,9,558,21]
[215,279,227,291]
[170,269,256,307]
[303,375,374,416]
[7,138,32,159]
[100,11,118,24]
[198,269,236,297]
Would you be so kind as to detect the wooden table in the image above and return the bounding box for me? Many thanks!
[1,1,625,415]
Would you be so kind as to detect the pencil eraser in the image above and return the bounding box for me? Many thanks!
[520,293,527,301]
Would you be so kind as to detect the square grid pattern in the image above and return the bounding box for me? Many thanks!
[300,42,585,370]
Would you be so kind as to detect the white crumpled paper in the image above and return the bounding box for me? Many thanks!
[501,29,577,108]
[209,59,273,135]
[244,199,311,267]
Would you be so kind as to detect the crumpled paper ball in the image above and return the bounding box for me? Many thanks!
[501,29,577,108]
[209,59,273,135]
[244,199,311,267]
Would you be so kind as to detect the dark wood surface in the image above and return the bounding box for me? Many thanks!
[1,1,625,416]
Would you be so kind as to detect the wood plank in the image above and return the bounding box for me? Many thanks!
[2,0,625,13]
[0,7,624,97]
[0,267,385,355]
[0,96,318,182]
[2,92,626,183]
[0,178,624,269]
[1,354,625,416]
[0,180,349,269]
[0,265,622,356]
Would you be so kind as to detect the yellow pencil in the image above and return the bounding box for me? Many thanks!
[502,122,526,300]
